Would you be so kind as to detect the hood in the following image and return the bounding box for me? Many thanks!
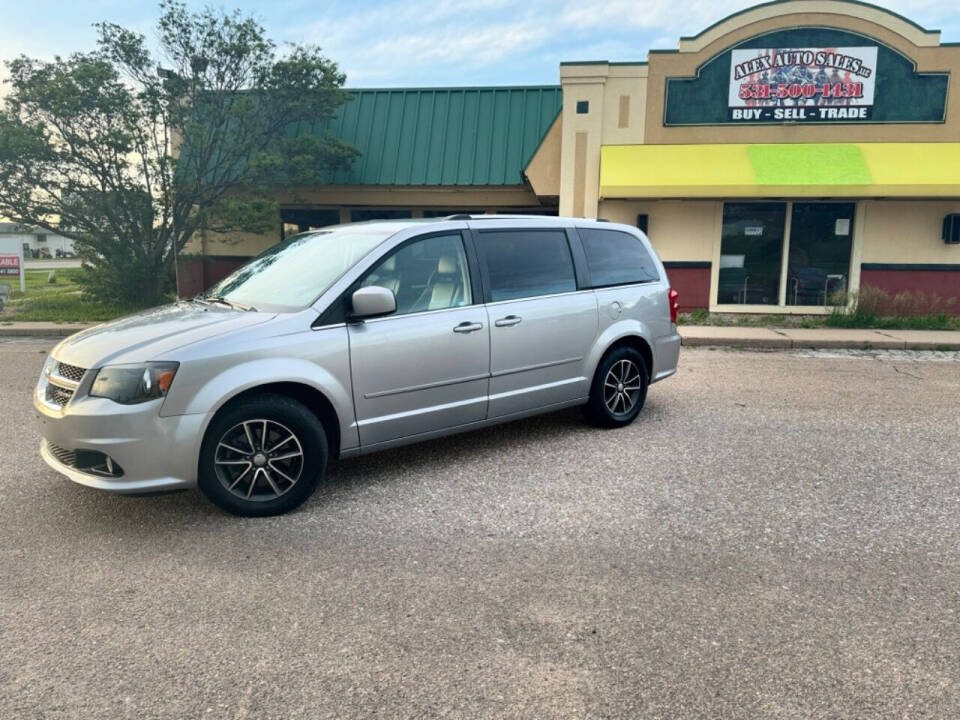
[52,302,276,369]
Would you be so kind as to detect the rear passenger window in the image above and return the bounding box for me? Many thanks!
[478,230,577,301]
[579,228,659,286]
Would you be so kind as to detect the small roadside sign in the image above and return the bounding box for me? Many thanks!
[0,240,25,292]
[0,255,20,275]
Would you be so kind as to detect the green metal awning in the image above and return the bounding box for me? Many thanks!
[307,86,562,186]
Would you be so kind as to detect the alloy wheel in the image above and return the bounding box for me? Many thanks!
[214,419,305,502]
[603,359,642,416]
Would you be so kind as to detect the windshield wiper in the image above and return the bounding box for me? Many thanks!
[200,295,258,312]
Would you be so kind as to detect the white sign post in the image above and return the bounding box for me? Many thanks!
[0,237,26,292]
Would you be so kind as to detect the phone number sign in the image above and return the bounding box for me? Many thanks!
[0,254,21,276]
[728,46,878,122]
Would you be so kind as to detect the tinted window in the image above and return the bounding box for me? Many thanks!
[478,230,576,301]
[579,229,659,286]
[360,234,472,315]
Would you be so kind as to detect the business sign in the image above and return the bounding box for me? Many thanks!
[728,47,878,122]
[0,254,20,277]
[663,27,949,126]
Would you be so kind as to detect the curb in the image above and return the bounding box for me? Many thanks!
[0,325,93,338]
[680,336,960,351]
[681,335,791,349]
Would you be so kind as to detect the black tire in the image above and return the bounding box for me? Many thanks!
[198,393,328,517]
[584,346,649,428]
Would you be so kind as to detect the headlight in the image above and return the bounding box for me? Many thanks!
[36,355,55,396]
[89,362,179,405]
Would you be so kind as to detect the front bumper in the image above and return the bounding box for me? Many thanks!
[35,391,208,494]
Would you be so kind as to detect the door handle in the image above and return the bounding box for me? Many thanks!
[453,321,483,333]
[494,315,522,327]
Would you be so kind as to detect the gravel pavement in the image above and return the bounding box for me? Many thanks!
[1,339,958,719]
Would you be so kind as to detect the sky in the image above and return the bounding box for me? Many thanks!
[0,0,959,88]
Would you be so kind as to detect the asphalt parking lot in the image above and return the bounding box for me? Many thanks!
[2,338,958,719]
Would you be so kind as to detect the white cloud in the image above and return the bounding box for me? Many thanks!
[2,0,959,87]
[292,0,960,85]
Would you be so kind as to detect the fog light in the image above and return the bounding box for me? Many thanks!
[74,450,125,478]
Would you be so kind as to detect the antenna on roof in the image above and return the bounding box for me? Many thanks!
[442,214,473,220]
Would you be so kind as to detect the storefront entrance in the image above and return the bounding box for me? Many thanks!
[718,201,855,308]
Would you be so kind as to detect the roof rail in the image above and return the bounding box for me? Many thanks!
[440,213,565,221]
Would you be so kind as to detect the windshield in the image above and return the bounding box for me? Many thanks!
[204,227,395,312]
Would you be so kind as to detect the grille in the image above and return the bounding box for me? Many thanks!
[46,442,76,467]
[46,384,74,407]
[55,362,86,383]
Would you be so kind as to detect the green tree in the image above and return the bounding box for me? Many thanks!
[0,1,357,306]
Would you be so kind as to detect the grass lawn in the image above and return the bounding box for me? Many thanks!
[0,269,136,323]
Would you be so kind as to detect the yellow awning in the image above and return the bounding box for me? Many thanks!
[599,143,960,198]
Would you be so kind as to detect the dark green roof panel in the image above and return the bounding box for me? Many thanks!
[315,86,562,186]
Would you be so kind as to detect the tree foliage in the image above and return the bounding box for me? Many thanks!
[0,1,357,305]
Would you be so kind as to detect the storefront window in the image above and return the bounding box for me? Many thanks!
[718,203,786,305]
[787,203,854,306]
[716,201,856,308]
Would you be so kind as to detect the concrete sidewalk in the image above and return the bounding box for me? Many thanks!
[2,320,959,350]
[679,325,960,350]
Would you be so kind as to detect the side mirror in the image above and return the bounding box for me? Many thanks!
[351,285,396,319]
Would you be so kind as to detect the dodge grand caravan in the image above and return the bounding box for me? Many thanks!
[35,216,681,516]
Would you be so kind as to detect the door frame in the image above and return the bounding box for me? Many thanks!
[342,229,491,446]
[314,228,485,326]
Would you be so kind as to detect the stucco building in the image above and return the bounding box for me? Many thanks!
[178,0,960,313]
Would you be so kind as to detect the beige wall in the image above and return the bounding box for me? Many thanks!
[525,115,562,197]
[598,199,718,262]
[559,64,649,217]
[186,184,555,258]
[860,200,960,264]
[182,228,277,257]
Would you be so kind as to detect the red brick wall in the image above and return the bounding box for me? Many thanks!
[177,256,249,298]
[860,265,960,315]
[663,263,711,312]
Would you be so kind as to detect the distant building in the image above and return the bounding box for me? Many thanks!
[0,222,76,258]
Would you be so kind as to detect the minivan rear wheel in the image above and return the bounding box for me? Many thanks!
[584,346,649,428]
[198,394,328,517]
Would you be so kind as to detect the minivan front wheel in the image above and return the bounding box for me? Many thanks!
[584,346,649,428]
[198,394,328,517]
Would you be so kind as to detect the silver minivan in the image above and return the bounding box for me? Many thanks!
[35,216,681,516]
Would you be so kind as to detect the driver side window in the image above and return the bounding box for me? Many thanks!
[361,234,472,316]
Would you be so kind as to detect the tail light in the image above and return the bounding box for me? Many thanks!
[668,288,679,324]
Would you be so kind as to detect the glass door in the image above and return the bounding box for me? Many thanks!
[718,203,786,305]
[787,203,855,306]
